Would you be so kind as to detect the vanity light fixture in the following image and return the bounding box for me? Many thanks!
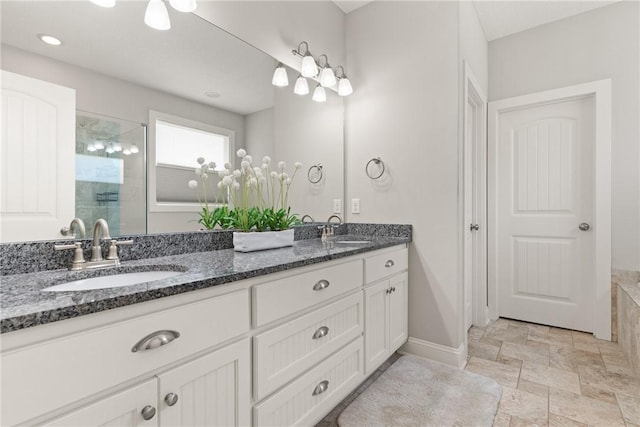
[271,63,289,87]
[93,141,106,150]
[144,0,171,30]
[292,42,318,78]
[294,75,309,95]
[105,144,116,154]
[113,143,123,152]
[335,66,353,97]
[89,0,116,7]
[169,0,196,13]
[312,84,326,103]
[87,144,97,152]
[130,144,140,154]
[317,54,337,88]
[37,34,62,46]
[123,148,132,155]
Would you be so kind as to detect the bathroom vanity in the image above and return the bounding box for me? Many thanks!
[0,228,410,426]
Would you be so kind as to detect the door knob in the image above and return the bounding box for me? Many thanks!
[578,223,590,231]
[470,224,479,231]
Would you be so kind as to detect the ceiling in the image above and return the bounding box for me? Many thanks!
[0,1,276,115]
[333,0,619,41]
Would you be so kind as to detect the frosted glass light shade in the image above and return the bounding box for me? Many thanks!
[312,85,326,103]
[301,55,318,78]
[319,66,337,87]
[130,145,140,154]
[89,0,116,7]
[93,141,105,150]
[144,0,171,31]
[338,77,353,96]
[272,64,289,87]
[169,0,197,12]
[294,75,309,95]
[113,143,123,152]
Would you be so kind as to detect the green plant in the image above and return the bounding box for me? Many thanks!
[188,150,301,232]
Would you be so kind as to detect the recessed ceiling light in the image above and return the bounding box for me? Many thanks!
[37,34,62,46]
[205,91,221,99]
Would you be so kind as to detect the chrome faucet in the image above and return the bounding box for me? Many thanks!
[91,219,111,262]
[60,218,86,238]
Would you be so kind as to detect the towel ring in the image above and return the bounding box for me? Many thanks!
[308,163,323,183]
[365,157,385,180]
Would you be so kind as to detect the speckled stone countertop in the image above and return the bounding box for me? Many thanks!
[0,234,410,333]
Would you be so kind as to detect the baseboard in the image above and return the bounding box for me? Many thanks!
[399,337,466,369]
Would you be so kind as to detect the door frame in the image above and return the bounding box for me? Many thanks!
[487,79,612,340]
[463,62,488,330]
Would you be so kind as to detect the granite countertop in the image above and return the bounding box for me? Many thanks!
[0,235,409,333]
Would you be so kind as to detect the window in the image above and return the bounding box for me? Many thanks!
[148,111,235,212]
[155,119,229,170]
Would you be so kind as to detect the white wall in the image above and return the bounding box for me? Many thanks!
[488,1,640,271]
[346,1,462,349]
[1,45,246,234]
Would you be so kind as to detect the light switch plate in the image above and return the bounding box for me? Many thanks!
[351,198,360,214]
[333,199,342,213]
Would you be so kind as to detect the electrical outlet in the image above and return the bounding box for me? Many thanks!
[333,199,342,213]
[351,198,361,214]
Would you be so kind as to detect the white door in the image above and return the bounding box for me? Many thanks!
[44,379,158,426]
[158,339,250,427]
[494,96,595,332]
[1,70,76,242]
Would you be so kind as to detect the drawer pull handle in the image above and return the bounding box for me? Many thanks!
[141,405,156,421]
[313,279,330,291]
[385,260,395,268]
[312,326,330,340]
[312,380,329,396]
[131,330,180,353]
[165,393,179,406]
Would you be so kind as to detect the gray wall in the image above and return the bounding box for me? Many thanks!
[488,1,640,271]
[345,1,463,349]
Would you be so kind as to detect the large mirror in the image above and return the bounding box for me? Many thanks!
[0,1,344,242]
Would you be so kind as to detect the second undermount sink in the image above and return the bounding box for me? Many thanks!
[335,240,372,245]
[42,270,184,292]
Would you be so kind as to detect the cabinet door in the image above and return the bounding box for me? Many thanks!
[44,379,158,427]
[389,273,409,352]
[158,339,250,427]
[364,280,389,374]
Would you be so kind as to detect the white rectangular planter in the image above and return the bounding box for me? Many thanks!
[233,229,295,253]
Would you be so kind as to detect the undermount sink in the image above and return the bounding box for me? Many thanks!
[42,271,184,292]
[335,240,372,245]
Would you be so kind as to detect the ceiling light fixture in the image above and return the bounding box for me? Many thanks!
[294,75,309,95]
[335,66,353,97]
[317,54,337,88]
[37,34,62,46]
[271,63,289,87]
[89,0,116,7]
[312,84,326,103]
[144,0,171,31]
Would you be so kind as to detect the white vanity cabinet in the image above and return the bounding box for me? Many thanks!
[363,247,409,374]
[1,289,251,426]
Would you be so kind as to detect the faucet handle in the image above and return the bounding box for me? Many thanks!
[55,242,86,270]
[106,239,133,260]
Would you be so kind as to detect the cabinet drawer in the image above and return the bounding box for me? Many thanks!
[1,290,249,426]
[365,246,408,284]
[253,259,363,327]
[254,292,363,400]
[253,338,364,427]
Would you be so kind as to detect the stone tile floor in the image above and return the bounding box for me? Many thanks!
[316,318,640,426]
[467,318,640,426]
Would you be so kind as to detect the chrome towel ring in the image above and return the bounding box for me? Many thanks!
[365,157,385,180]
[308,163,323,183]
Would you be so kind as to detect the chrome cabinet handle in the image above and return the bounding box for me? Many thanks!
[313,279,330,291]
[579,223,590,231]
[140,405,156,421]
[312,380,329,396]
[385,260,395,268]
[164,393,179,407]
[131,330,180,353]
[312,326,330,340]
[470,223,479,231]
[386,288,391,294]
